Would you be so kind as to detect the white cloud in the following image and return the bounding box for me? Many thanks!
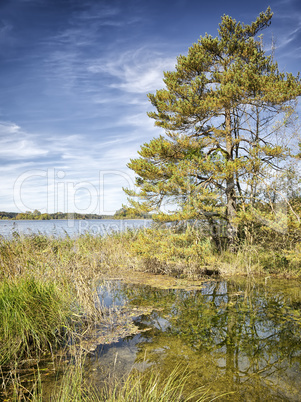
[0,5,176,213]
[88,48,175,94]
[0,119,143,213]
[0,122,48,159]
[74,3,120,22]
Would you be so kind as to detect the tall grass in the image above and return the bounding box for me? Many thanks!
[0,276,73,365]
[129,225,301,277]
[0,231,134,399]
[50,355,223,402]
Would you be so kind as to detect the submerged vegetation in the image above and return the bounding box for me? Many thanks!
[51,361,216,402]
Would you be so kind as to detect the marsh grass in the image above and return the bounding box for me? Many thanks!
[0,231,136,399]
[50,353,223,402]
[1,364,44,402]
[2,353,225,401]
[128,225,301,277]
[0,276,73,365]
[0,229,228,401]
[100,367,215,402]
[0,227,299,400]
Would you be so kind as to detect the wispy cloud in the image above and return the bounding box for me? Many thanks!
[0,19,14,52]
[0,119,140,213]
[88,48,175,94]
[0,20,12,36]
[0,122,48,160]
[268,1,301,67]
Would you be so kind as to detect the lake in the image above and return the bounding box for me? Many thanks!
[0,219,152,238]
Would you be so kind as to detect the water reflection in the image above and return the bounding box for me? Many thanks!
[92,279,301,401]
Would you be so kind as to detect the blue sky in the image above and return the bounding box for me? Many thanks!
[0,0,300,214]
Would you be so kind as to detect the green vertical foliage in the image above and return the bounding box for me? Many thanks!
[0,276,72,365]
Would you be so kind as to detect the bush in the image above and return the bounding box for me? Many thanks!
[130,225,217,276]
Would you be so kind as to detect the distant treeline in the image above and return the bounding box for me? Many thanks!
[0,210,112,220]
[0,208,151,220]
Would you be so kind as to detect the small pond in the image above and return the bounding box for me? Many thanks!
[13,276,301,401]
[80,277,301,401]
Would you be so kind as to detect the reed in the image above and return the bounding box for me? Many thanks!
[0,231,136,400]
[50,355,222,402]
[0,276,74,366]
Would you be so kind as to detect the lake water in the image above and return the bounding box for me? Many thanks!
[0,219,152,238]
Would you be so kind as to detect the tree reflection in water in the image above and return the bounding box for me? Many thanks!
[121,279,301,401]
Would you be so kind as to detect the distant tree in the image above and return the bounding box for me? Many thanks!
[114,206,149,219]
[125,8,301,248]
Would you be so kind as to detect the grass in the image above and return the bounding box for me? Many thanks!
[47,353,226,402]
[0,231,132,400]
[99,367,217,402]
[129,225,301,278]
[0,226,299,400]
[2,351,226,401]
[0,276,73,365]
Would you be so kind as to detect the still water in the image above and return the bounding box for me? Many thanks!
[0,219,151,238]
[84,278,301,401]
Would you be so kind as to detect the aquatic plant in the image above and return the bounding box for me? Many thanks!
[52,356,223,402]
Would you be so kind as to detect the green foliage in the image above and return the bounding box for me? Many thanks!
[0,211,18,219]
[130,225,217,275]
[114,206,150,219]
[0,276,73,365]
[125,8,301,248]
[51,356,216,402]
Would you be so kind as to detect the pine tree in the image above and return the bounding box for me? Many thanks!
[125,8,301,248]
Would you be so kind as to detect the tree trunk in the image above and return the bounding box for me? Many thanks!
[225,109,237,249]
